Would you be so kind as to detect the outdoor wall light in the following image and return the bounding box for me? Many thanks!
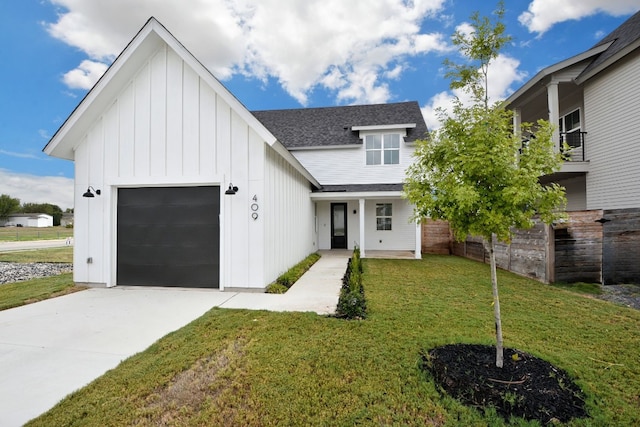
[82,186,101,198]
[225,183,239,195]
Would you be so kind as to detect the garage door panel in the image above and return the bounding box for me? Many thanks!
[117,186,220,288]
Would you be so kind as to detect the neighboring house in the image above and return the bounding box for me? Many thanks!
[0,214,54,228]
[503,11,640,284]
[60,212,74,227]
[43,18,425,291]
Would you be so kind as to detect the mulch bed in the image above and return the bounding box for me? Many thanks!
[421,344,588,424]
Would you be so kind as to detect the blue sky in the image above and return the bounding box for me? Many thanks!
[1,0,638,210]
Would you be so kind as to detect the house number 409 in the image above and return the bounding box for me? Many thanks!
[251,195,259,220]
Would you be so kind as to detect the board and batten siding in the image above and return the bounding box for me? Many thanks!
[263,145,317,284]
[73,43,273,288]
[584,53,640,209]
[291,142,415,185]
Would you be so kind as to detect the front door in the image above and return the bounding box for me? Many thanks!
[331,203,348,249]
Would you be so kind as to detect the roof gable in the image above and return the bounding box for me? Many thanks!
[252,101,428,149]
[44,17,278,160]
[577,10,640,82]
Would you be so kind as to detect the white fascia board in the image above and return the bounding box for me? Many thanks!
[270,141,321,188]
[310,191,403,200]
[44,20,163,160]
[351,123,416,131]
[575,39,640,84]
[503,41,613,107]
[43,17,279,160]
[288,144,361,151]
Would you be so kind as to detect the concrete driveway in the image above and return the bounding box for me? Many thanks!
[0,252,347,426]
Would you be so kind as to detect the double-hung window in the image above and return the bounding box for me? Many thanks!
[376,203,392,230]
[366,134,400,165]
[559,109,581,148]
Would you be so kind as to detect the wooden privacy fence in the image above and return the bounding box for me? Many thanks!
[420,209,640,285]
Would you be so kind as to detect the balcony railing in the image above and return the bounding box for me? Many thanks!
[560,131,586,162]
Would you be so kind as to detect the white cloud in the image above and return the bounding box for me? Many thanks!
[0,150,40,160]
[519,0,639,34]
[0,169,74,210]
[421,54,526,130]
[46,0,448,105]
[62,59,109,90]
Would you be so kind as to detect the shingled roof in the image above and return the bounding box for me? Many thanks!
[579,9,640,80]
[252,101,428,149]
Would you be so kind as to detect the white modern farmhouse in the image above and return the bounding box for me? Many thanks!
[44,18,426,290]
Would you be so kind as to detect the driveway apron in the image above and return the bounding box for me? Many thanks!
[0,288,234,426]
[0,251,348,426]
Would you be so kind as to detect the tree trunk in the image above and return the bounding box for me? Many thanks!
[490,233,504,368]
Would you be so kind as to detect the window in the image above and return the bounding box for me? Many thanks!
[559,109,580,133]
[559,109,581,148]
[376,203,392,230]
[365,134,400,165]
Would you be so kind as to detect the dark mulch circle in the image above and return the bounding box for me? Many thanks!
[421,344,588,425]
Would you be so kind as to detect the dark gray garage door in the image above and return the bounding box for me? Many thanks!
[117,186,220,288]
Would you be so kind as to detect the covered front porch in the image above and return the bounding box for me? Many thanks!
[311,184,421,259]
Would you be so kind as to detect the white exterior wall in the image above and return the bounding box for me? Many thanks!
[584,54,640,209]
[291,141,415,185]
[263,145,316,284]
[73,43,274,289]
[315,199,415,251]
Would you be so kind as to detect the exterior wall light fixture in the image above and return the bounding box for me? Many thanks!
[82,186,101,198]
[225,183,239,195]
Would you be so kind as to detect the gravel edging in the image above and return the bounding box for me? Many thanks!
[0,262,73,285]
[596,284,640,310]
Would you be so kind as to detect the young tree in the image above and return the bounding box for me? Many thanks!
[405,3,566,367]
[0,194,20,220]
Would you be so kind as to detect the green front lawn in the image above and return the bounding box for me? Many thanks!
[28,256,640,426]
[0,273,82,311]
[0,247,73,263]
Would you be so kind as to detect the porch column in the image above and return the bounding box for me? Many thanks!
[415,220,422,259]
[359,198,366,257]
[512,108,521,136]
[547,82,560,152]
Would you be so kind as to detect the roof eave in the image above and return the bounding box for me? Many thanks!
[575,38,640,84]
[43,17,279,160]
[503,41,614,108]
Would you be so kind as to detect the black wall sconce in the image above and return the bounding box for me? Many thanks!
[225,183,239,195]
[82,186,101,198]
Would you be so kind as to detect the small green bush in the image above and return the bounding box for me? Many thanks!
[265,283,288,294]
[335,247,367,319]
[265,252,321,294]
[336,288,367,319]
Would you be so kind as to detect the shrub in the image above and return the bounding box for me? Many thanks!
[265,283,288,294]
[265,252,321,294]
[335,247,367,319]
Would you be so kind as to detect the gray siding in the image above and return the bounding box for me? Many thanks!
[584,54,640,209]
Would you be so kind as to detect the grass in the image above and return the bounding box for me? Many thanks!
[266,252,321,293]
[0,247,80,310]
[0,247,73,263]
[0,273,83,311]
[27,255,640,426]
[0,226,73,242]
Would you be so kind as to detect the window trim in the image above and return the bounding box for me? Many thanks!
[365,134,400,166]
[375,203,392,231]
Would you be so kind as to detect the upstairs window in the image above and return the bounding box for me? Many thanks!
[559,109,582,148]
[365,134,400,165]
[376,203,392,230]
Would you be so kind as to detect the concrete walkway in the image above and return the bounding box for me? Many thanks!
[0,251,348,426]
